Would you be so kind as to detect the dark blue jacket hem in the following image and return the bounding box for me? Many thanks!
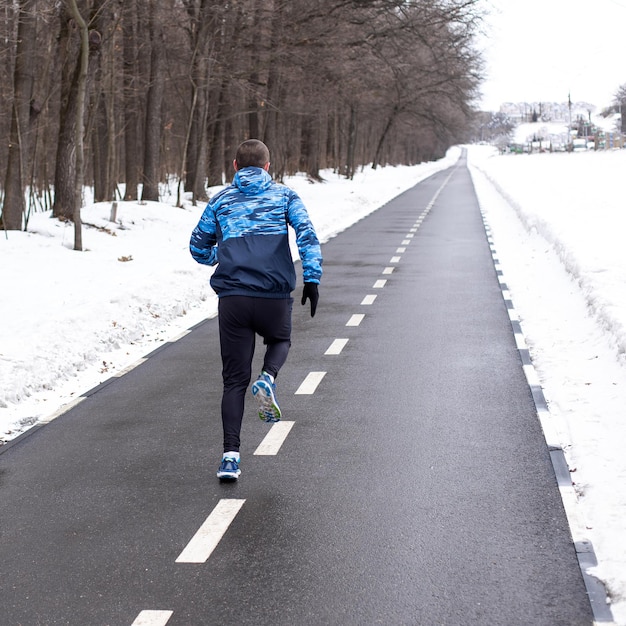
[215,290,292,299]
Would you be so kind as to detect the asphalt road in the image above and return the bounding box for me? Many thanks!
[1,153,597,625]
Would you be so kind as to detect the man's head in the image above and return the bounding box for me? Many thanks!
[234,139,270,171]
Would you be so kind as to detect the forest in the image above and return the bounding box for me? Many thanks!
[0,0,483,243]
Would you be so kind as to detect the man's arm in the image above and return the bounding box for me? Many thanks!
[286,191,323,284]
[190,205,218,265]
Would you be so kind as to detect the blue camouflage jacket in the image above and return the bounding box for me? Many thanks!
[189,167,323,298]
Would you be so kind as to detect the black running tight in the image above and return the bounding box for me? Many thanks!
[218,295,293,452]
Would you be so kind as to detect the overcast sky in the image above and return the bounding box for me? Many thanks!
[478,0,626,110]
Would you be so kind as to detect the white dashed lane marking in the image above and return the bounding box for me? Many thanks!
[396,247,406,253]
[175,499,246,564]
[131,611,173,626]
[295,371,326,394]
[382,267,394,275]
[360,295,377,305]
[254,421,295,455]
[346,314,365,327]
[373,279,387,288]
[389,256,401,263]
[325,338,349,355]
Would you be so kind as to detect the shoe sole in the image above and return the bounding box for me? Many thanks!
[251,380,281,422]
[217,472,240,481]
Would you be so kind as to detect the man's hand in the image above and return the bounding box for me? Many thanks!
[301,283,319,317]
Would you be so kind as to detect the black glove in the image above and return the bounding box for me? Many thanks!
[301,282,319,317]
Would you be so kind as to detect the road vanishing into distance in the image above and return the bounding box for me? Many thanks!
[1,152,606,625]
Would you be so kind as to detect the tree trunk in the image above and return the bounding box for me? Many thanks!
[90,0,112,203]
[207,72,229,186]
[65,0,89,251]
[223,92,235,179]
[2,0,38,230]
[345,104,357,179]
[247,2,262,140]
[372,107,398,170]
[52,11,80,221]
[299,113,321,180]
[141,1,166,202]
[122,0,139,201]
[182,0,213,205]
[261,5,282,171]
[185,84,210,204]
[92,90,108,202]
[192,94,210,203]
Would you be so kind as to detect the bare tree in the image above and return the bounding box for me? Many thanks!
[89,0,117,203]
[122,0,140,200]
[64,0,91,250]
[141,0,167,202]
[179,0,219,205]
[614,83,626,134]
[52,5,83,222]
[2,0,39,230]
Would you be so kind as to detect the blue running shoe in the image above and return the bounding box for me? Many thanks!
[251,372,282,422]
[217,456,241,481]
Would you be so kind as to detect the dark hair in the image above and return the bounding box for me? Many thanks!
[235,139,270,169]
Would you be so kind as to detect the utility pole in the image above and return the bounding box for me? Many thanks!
[568,92,573,151]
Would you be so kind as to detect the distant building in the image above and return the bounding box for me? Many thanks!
[498,101,596,124]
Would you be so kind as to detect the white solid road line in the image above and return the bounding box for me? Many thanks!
[113,358,149,378]
[295,371,326,394]
[175,499,245,564]
[39,397,86,424]
[166,329,192,342]
[346,314,365,327]
[360,295,377,305]
[131,610,173,626]
[325,338,349,355]
[254,421,295,455]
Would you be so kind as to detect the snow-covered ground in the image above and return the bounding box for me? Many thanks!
[1,143,625,622]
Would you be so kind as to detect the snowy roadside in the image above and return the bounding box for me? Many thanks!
[468,145,626,624]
